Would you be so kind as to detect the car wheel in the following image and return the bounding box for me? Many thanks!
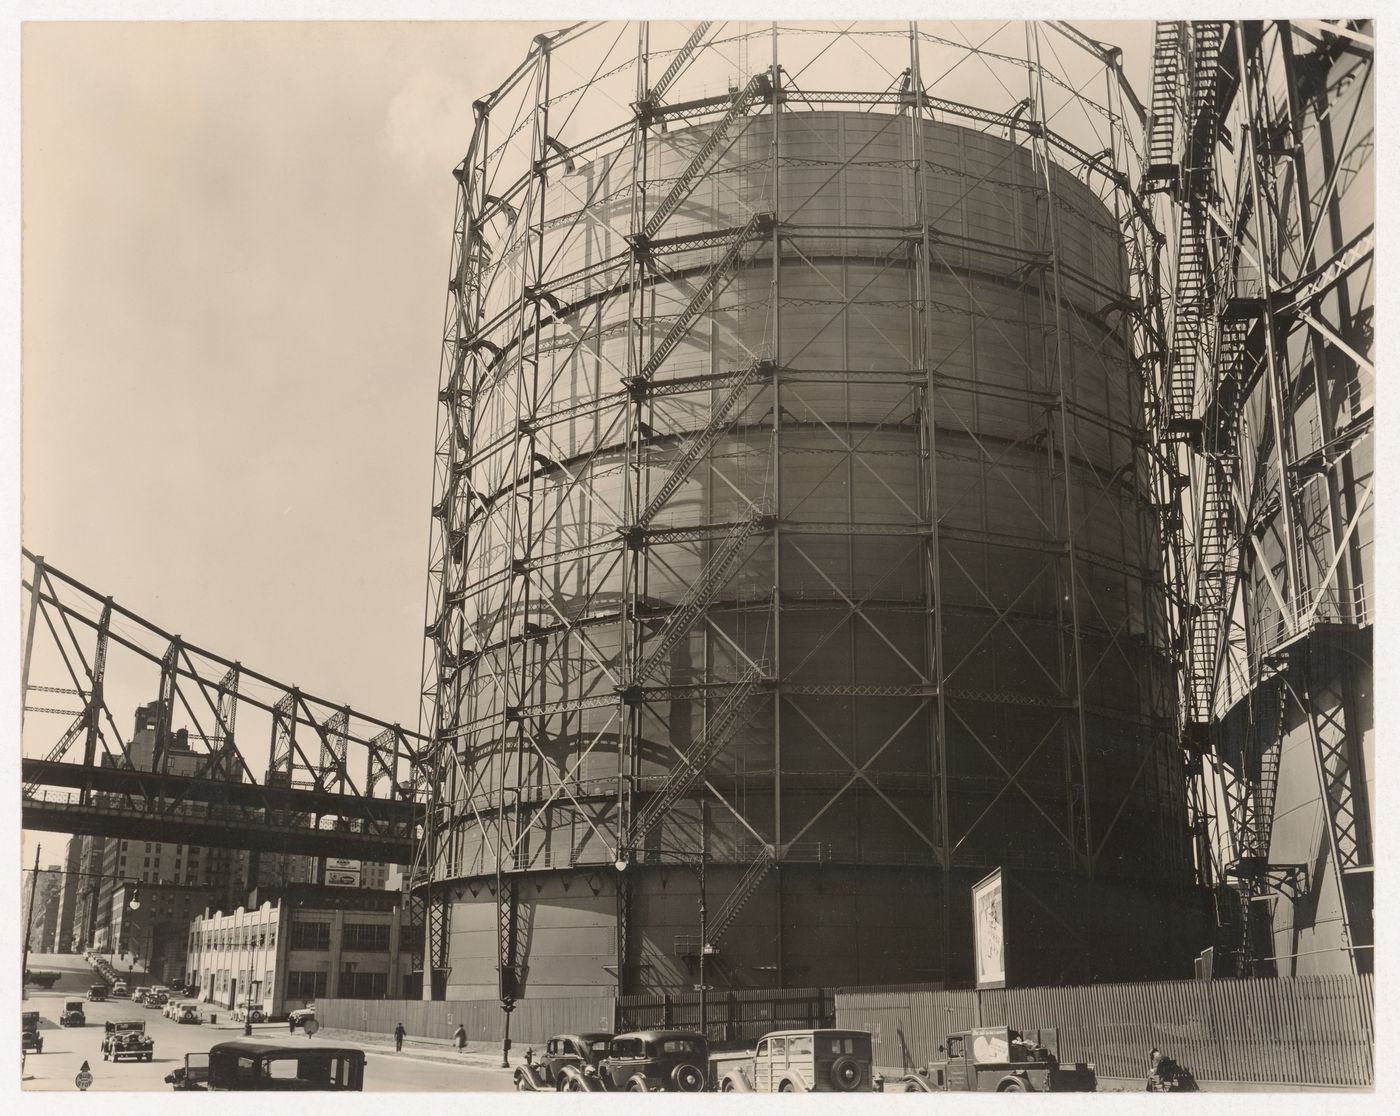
[778,1081,795,1093]
[721,1081,736,1093]
[831,1057,862,1091]
[625,1078,647,1092]
[998,1078,1027,1092]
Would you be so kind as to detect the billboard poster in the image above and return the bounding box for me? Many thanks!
[322,857,361,887]
[972,868,1006,989]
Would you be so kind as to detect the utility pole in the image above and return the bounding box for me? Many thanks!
[22,845,41,988]
[698,802,708,1039]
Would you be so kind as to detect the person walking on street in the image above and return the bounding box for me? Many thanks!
[453,1023,467,1054]
[394,1022,406,1052]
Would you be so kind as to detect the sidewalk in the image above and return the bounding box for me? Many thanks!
[312,1024,515,1075]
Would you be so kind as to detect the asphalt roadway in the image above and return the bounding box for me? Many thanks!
[21,953,513,1093]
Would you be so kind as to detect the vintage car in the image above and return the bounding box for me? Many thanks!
[550,1030,708,1093]
[878,1026,1096,1093]
[177,1003,203,1025]
[288,1005,317,1030]
[101,1019,155,1062]
[167,1041,365,1091]
[87,983,108,1002]
[131,986,150,1004]
[21,1011,43,1054]
[143,991,169,1009]
[514,1032,613,1090]
[110,982,130,998]
[232,1002,268,1024]
[59,1000,87,1028]
[25,970,60,989]
[712,1029,874,1092]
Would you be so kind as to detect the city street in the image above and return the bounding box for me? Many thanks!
[21,956,513,1093]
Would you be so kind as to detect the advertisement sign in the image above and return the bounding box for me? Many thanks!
[322,857,361,888]
[971,869,1006,989]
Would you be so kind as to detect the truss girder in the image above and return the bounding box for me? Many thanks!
[19,550,425,859]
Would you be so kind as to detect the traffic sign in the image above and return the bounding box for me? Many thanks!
[304,1018,320,1036]
[75,1059,94,1091]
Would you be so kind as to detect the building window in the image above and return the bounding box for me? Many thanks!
[286,971,327,1000]
[290,921,331,951]
[339,970,388,999]
[342,923,391,952]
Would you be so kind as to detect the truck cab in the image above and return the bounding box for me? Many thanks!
[889,1026,1096,1093]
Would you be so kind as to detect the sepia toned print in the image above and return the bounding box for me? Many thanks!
[20,18,1374,1095]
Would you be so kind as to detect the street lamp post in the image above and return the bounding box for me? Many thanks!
[698,801,708,1041]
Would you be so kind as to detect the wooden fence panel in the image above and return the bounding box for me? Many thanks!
[836,975,1372,1086]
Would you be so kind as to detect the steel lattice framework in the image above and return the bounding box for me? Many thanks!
[20,550,429,868]
[1143,20,1373,975]
[414,20,1202,1002]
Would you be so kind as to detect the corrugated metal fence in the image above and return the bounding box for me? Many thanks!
[835,974,1374,1087]
[318,995,614,1048]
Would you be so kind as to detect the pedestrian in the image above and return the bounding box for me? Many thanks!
[453,1023,467,1054]
[394,1021,406,1053]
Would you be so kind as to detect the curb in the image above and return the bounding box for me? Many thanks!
[311,1028,514,1072]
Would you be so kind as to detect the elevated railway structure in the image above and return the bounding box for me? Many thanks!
[20,549,427,867]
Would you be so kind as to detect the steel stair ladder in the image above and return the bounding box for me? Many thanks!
[1144,22,1182,188]
[707,845,777,944]
[634,505,771,682]
[627,660,768,846]
[640,212,773,379]
[642,73,773,241]
[644,22,713,108]
[637,358,771,528]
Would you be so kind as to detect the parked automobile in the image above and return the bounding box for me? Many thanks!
[515,1032,613,1090]
[101,1019,155,1063]
[59,1000,87,1028]
[878,1026,1096,1093]
[288,1005,317,1031]
[232,1003,268,1024]
[131,987,151,1005]
[21,1012,43,1054]
[87,984,108,1002]
[143,992,169,1010]
[177,1003,203,1026]
[110,982,130,998]
[167,1041,365,1091]
[551,1030,708,1093]
[712,1029,874,1092]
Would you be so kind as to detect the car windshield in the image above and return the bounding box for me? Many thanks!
[658,1039,703,1056]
